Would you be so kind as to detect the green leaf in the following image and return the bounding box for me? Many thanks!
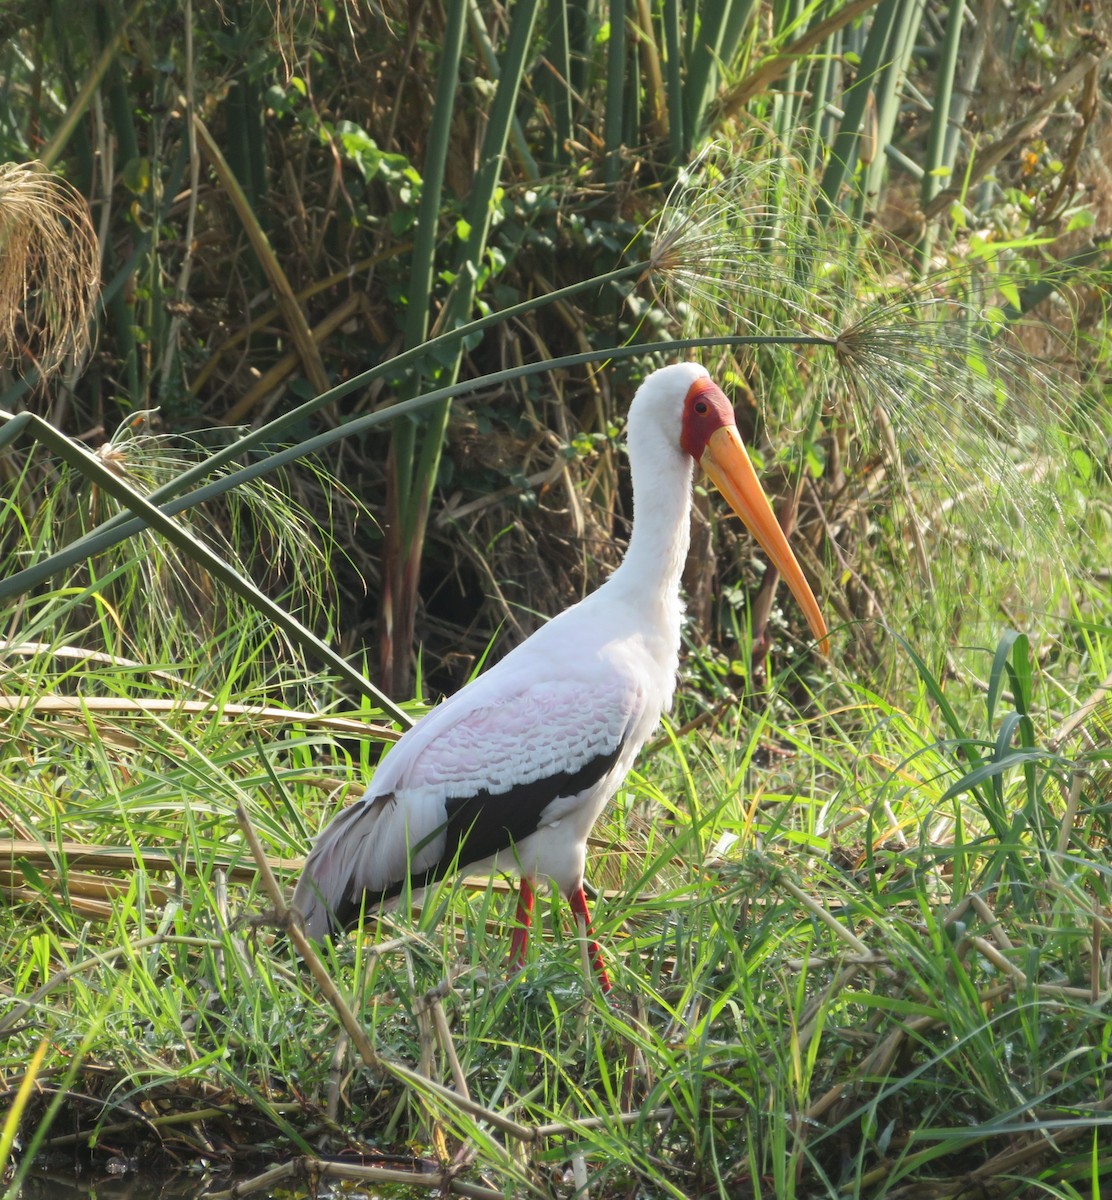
[938,749,1052,803]
[1008,632,1032,717]
[999,280,1021,310]
[1071,448,1093,482]
[1066,208,1096,232]
[122,157,152,195]
[987,630,1023,725]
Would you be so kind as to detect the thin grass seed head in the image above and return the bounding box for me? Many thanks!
[834,283,1093,644]
[652,152,1092,649]
[651,149,873,344]
[0,161,98,378]
[835,290,1086,535]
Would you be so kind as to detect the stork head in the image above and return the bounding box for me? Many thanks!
[634,362,830,655]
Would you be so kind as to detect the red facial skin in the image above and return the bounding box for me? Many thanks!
[680,376,737,460]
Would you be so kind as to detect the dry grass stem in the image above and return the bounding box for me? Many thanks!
[0,693,398,740]
[0,838,283,881]
[967,893,1014,951]
[428,992,471,1102]
[206,1156,509,1200]
[192,114,330,396]
[768,870,872,957]
[1050,670,1112,750]
[966,935,1028,984]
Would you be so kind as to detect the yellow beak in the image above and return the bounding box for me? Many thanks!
[701,425,829,656]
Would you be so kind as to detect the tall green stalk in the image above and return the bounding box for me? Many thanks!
[390,2,468,520]
[381,0,541,697]
[539,0,572,166]
[680,0,756,152]
[662,0,685,160]
[863,0,927,205]
[604,0,627,184]
[816,0,901,220]
[378,1,468,697]
[918,0,967,266]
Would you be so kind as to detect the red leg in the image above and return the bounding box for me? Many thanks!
[507,876,535,971]
[566,884,612,993]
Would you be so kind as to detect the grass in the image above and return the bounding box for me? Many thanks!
[3,2,1111,1193]
[3,549,1112,1198]
[3,143,1110,1193]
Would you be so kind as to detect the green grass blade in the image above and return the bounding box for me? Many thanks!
[987,629,1025,725]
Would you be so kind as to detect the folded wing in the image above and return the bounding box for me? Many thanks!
[293,673,643,938]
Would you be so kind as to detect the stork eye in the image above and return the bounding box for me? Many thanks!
[694,400,708,414]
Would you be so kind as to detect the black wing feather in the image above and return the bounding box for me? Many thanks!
[437,742,624,873]
[329,742,625,930]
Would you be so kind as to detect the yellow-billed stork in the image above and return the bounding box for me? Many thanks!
[292,362,828,990]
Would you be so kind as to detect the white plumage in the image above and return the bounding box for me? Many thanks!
[293,362,828,990]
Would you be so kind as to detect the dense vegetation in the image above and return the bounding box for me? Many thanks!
[2,1,1111,1197]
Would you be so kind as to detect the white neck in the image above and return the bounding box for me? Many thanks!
[608,425,694,616]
